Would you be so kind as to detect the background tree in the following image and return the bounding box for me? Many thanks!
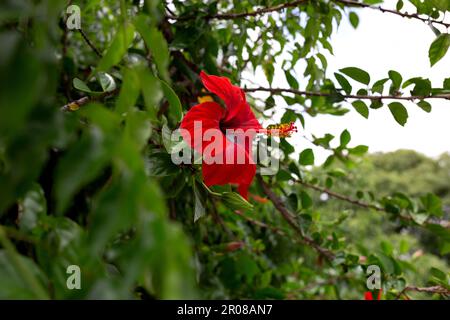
[0,0,449,299]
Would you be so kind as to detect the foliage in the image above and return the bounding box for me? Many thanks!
[0,0,449,300]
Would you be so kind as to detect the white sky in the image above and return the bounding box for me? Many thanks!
[243,0,450,163]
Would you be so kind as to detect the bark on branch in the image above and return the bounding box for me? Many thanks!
[294,179,450,230]
[167,0,450,29]
[243,87,450,101]
[257,175,335,261]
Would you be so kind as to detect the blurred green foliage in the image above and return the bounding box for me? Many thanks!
[0,0,449,300]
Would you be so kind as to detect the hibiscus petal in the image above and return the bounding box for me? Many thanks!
[179,101,224,153]
[180,101,256,199]
[202,139,256,200]
[200,71,262,131]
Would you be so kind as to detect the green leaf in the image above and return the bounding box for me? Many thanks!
[388,102,408,126]
[0,250,48,299]
[431,0,449,11]
[340,129,351,147]
[193,182,206,222]
[409,212,429,225]
[160,80,183,123]
[370,99,383,109]
[124,109,152,150]
[417,100,432,113]
[284,70,299,89]
[430,267,447,284]
[372,78,388,94]
[287,193,298,212]
[429,34,450,67]
[339,67,370,85]
[146,152,180,177]
[97,23,135,72]
[134,15,170,81]
[96,72,116,92]
[349,12,359,29]
[388,70,402,92]
[299,148,315,166]
[300,191,313,209]
[444,78,450,89]
[139,69,163,119]
[396,0,404,11]
[334,72,352,95]
[348,145,369,156]
[115,68,140,114]
[403,77,432,96]
[55,105,119,212]
[18,184,47,232]
[352,100,369,118]
[221,192,254,211]
[421,193,443,217]
[73,78,93,93]
[263,61,275,84]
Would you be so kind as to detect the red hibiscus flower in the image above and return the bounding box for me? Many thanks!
[180,71,296,199]
[364,289,382,300]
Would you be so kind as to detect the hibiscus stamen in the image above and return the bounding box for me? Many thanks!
[261,121,298,138]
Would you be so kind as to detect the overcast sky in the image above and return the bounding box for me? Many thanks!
[244,0,450,163]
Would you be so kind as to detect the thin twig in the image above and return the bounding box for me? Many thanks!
[293,179,450,230]
[243,87,450,101]
[78,29,102,58]
[396,285,450,299]
[333,0,450,29]
[60,88,119,111]
[166,0,450,29]
[166,0,308,21]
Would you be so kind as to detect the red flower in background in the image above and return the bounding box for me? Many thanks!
[180,71,296,199]
[364,289,382,300]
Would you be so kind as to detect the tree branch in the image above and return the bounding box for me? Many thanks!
[167,0,308,21]
[294,179,450,230]
[243,87,450,101]
[333,0,450,29]
[60,89,119,111]
[257,175,335,261]
[167,0,450,29]
[396,285,450,299]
